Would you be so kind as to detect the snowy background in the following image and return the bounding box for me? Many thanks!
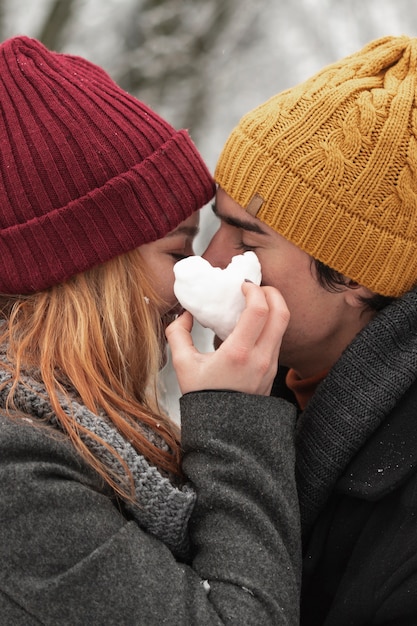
[2,0,417,420]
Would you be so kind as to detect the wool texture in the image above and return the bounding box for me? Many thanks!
[215,35,417,297]
[0,367,195,559]
[0,36,215,294]
[295,286,417,536]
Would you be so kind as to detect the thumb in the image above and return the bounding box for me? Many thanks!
[165,310,195,353]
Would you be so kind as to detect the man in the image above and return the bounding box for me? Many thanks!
[204,35,417,625]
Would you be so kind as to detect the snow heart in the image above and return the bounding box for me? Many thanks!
[173,251,262,340]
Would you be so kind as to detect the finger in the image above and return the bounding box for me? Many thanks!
[223,282,272,350]
[254,285,290,356]
[165,311,196,355]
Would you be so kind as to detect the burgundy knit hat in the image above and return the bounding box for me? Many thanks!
[0,36,215,294]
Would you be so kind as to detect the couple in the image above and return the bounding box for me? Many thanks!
[0,34,416,625]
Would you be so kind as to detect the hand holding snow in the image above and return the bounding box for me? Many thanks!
[173,251,262,340]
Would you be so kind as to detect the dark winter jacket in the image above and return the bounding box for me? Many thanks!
[0,385,301,625]
[272,287,417,625]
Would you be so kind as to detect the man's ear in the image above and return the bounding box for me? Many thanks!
[343,279,374,309]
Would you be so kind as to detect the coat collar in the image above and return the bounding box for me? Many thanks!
[293,288,417,536]
[337,377,417,499]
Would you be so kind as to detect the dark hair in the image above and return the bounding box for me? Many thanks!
[312,260,395,312]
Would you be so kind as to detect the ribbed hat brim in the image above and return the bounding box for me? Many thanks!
[0,130,214,293]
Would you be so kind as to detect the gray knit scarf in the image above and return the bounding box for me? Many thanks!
[0,367,196,560]
[296,287,417,537]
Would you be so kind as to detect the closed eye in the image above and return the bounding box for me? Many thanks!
[234,241,257,252]
[170,253,191,262]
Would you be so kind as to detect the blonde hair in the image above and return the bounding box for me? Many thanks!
[0,248,182,500]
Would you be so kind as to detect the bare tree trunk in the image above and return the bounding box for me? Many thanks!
[0,0,5,42]
[113,0,241,135]
[37,0,77,51]
[179,3,232,137]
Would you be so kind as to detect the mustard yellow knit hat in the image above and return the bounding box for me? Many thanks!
[215,35,417,297]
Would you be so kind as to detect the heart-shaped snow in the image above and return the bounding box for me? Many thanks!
[173,251,262,340]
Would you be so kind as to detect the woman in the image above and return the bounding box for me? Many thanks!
[0,36,300,624]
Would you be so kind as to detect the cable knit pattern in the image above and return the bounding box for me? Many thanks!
[0,369,196,559]
[296,287,417,537]
[215,36,417,296]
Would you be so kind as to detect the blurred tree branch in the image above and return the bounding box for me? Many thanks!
[114,0,237,137]
[0,0,5,41]
[37,0,76,51]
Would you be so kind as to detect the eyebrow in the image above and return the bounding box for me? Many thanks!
[211,202,268,235]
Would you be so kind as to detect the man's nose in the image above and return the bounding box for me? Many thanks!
[203,229,234,269]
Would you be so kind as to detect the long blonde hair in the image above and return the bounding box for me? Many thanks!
[0,248,182,499]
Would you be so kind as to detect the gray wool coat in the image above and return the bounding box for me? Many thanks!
[0,390,300,625]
